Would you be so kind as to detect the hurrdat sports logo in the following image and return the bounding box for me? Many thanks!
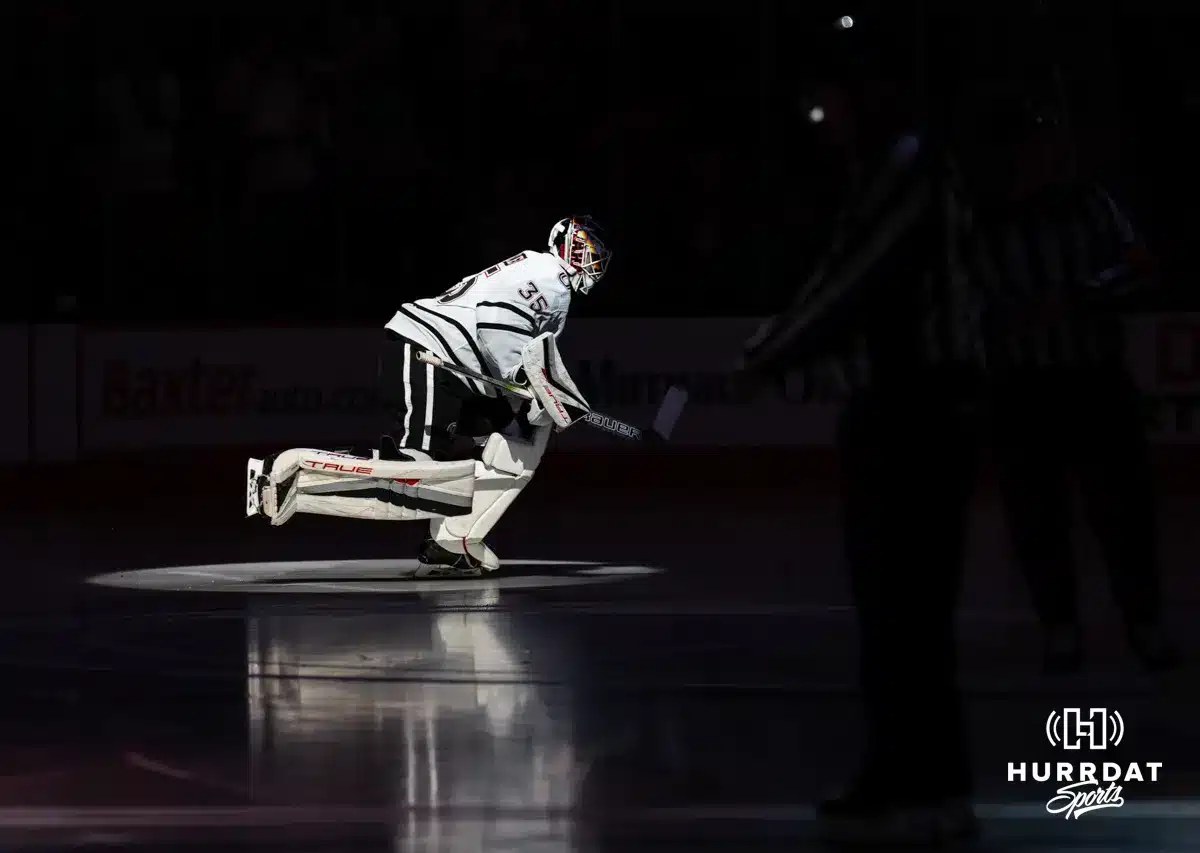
[1008,708,1162,818]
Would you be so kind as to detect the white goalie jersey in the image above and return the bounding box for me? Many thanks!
[385,250,574,397]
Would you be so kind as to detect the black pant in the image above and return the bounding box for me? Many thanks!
[378,332,517,460]
[838,375,980,796]
[991,365,1161,630]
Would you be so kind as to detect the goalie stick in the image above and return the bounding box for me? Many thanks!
[414,350,687,443]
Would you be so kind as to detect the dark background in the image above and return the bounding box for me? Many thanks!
[2,4,1200,848]
[9,1,1199,323]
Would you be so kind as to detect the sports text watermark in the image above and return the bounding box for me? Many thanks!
[1008,708,1162,819]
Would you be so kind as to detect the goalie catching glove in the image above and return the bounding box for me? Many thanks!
[517,331,590,430]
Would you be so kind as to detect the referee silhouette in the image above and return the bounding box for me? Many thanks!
[958,80,1182,674]
[739,20,985,842]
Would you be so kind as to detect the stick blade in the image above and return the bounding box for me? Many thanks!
[652,385,689,440]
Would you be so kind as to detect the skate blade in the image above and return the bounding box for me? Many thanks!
[414,563,483,579]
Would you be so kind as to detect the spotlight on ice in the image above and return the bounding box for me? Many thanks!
[808,105,825,123]
[835,15,854,29]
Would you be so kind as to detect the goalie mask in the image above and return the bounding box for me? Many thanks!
[549,215,610,294]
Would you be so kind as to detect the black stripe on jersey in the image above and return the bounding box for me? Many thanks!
[478,322,534,337]
[396,304,484,395]
[478,301,537,327]
[396,306,490,395]
[411,303,498,380]
[398,306,463,370]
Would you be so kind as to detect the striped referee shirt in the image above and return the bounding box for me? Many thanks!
[964,183,1140,372]
[743,134,981,390]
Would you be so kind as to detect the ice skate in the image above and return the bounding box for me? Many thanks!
[417,538,492,578]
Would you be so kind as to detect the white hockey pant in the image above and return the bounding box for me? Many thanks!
[246,448,476,526]
[428,426,550,571]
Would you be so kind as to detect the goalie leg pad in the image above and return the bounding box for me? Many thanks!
[247,448,476,526]
[428,427,550,569]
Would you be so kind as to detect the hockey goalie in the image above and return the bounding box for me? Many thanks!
[246,216,608,577]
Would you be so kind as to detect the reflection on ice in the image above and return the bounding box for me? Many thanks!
[245,586,579,851]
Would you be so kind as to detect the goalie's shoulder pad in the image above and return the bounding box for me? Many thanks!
[520,332,589,430]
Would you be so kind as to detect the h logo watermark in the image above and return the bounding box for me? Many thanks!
[1007,707,1162,819]
[1046,708,1125,751]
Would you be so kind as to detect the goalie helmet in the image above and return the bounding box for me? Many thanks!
[549,215,610,294]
